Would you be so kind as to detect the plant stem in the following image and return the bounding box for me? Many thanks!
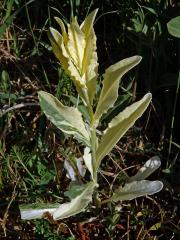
[90,124,97,182]
[83,88,98,183]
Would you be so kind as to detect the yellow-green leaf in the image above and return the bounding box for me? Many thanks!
[53,181,95,220]
[54,17,68,44]
[83,30,98,104]
[38,91,90,146]
[67,17,85,72]
[149,222,162,231]
[80,9,98,37]
[94,56,142,126]
[49,27,69,72]
[96,93,152,167]
[81,9,99,104]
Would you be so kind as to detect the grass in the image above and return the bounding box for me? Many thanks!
[0,0,180,239]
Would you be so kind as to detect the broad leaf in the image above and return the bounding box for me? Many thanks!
[53,182,95,220]
[129,156,161,182]
[167,16,180,38]
[96,93,152,167]
[110,180,163,202]
[94,56,142,125]
[20,203,59,220]
[38,91,90,146]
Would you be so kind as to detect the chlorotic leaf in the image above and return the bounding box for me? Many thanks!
[94,56,142,125]
[49,27,69,72]
[96,93,152,167]
[110,180,163,202]
[38,91,90,146]
[80,9,98,37]
[54,17,68,44]
[49,11,99,105]
[81,9,99,104]
[53,181,95,220]
[129,156,161,182]
[67,17,85,71]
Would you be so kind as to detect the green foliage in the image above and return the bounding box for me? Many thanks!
[167,16,180,38]
[0,0,34,40]
[34,219,75,240]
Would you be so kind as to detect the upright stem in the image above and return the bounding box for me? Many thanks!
[90,124,97,182]
[82,87,98,183]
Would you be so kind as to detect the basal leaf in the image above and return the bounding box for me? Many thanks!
[65,182,90,199]
[20,203,59,220]
[38,91,90,146]
[96,93,152,167]
[53,182,95,220]
[110,180,163,202]
[129,156,161,182]
[94,56,142,125]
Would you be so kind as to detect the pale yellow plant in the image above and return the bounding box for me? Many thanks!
[49,9,98,107]
[20,9,163,221]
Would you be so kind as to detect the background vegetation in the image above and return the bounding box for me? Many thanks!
[0,0,179,239]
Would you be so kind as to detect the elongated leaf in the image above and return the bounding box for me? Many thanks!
[81,9,99,104]
[55,17,68,44]
[38,91,90,146]
[167,16,180,38]
[94,56,142,125]
[129,156,161,182]
[53,182,95,220]
[20,203,59,220]
[80,9,98,37]
[110,180,163,202]
[49,27,69,71]
[67,17,85,71]
[96,93,152,167]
